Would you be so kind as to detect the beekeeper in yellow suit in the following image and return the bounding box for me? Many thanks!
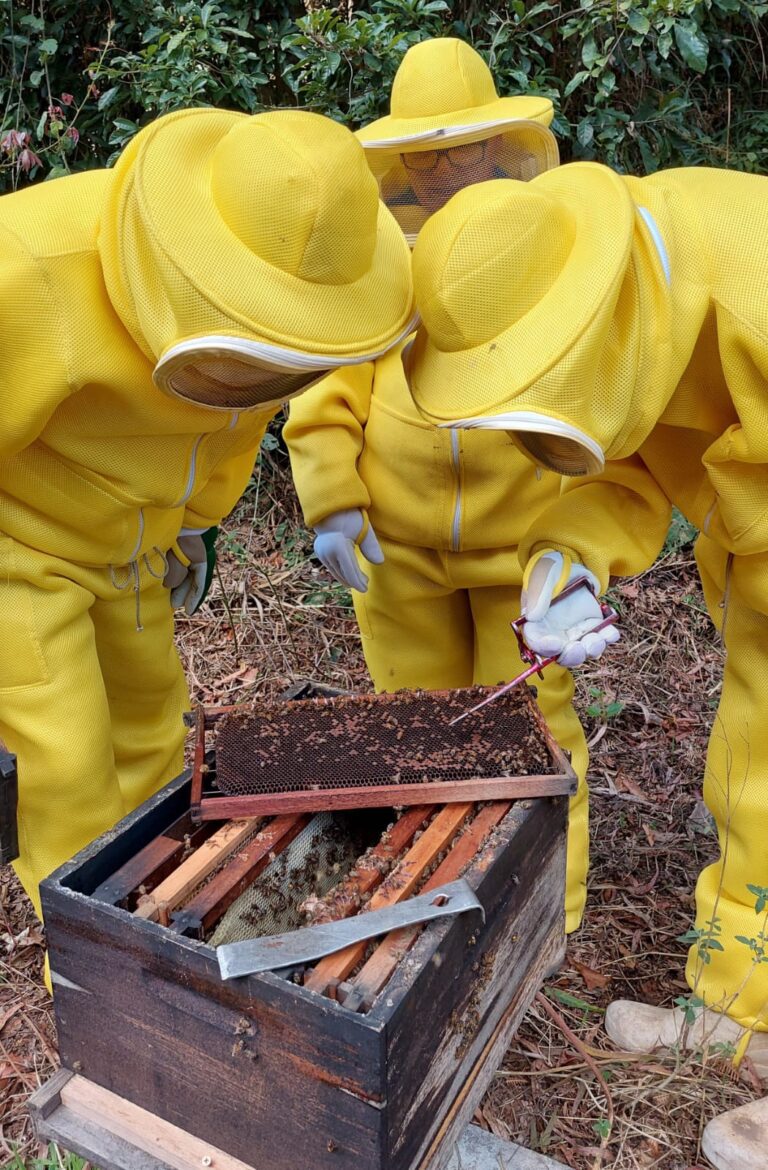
[0,107,414,952]
[407,165,768,1169]
[286,37,639,934]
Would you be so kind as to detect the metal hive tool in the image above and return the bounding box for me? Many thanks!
[190,685,576,822]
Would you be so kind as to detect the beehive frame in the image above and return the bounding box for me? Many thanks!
[189,684,576,822]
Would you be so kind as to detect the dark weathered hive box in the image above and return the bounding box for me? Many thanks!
[42,726,568,1169]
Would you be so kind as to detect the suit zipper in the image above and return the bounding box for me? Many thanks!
[450,430,462,552]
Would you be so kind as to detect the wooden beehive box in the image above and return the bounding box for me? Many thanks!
[41,687,569,1170]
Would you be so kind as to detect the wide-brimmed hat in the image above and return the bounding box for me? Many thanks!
[408,165,638,473]
[358,39,559,243]
[100,107,415,371]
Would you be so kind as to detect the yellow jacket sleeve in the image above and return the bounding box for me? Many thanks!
[182,441,263,532]
[699,305,768,559]
[283,363,375,528]
[0,226,73,457]
[518,455,672,590]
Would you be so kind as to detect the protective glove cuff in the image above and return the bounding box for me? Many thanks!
[522,547,572,602]
[355,511,371,549]
[170,540,192,569]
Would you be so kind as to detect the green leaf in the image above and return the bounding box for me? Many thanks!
[581,34,601,70]
[29,70,43,87]
[36,110,48,138]
[598,70,617,96]
[200,0,217,28]
[564,69,589,97]
[97,87,121,111]
[627,10,650,34]
[38,37,58,55]
[166,30,189,53]
[576,118,594,147]
[674,20,709,73]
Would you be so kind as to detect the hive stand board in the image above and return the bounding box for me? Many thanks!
[29,1071,568,1170]
[41,769,567,1170]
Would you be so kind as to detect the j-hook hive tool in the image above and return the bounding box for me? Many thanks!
[448,577,619,728]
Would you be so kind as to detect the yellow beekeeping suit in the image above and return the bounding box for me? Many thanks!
[409,164,768,1030]
[0,107,413,934]
[286,40,665,935]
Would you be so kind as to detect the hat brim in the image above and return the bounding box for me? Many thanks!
[408,163,634,423]
[134,109,415,358]
[359,94,555,144]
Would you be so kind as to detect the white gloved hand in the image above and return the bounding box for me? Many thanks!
[164,533,208,615]
[313,509,384,593]
[521,550,620,668]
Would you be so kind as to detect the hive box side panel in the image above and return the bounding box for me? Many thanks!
[42,788,387,1170]
[377,797,567,1170]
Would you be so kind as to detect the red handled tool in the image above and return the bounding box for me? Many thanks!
[448,577,618,727]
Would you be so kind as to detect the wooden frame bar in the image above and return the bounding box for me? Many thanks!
[194,773,574,820]
[170,813,310,937]
[91,812,216,907]
[134,819,256,923]
[304,803,473,994]
[302,805,433,925]
[346,802,512,1012]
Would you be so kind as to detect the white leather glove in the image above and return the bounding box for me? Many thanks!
[313,509,384,593]
[164,532,208,615]
[521,550,620,668]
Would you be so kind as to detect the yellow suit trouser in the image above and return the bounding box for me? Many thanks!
[352,537,589,933]
[0,537,189,920]
[690,537,768,1032]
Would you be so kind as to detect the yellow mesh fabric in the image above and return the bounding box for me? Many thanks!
[391,38,497,117]
[99,108,414,362]
[362,37,556,141]
[413,180,576,351]
[407,164,697,470]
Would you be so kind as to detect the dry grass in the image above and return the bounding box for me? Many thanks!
[0,446,762,1168]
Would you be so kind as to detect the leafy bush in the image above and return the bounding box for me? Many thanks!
[1,0,767,191]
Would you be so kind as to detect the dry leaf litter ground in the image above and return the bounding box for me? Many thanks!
[0,441,762,1169]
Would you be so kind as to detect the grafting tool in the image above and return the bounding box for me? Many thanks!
[448,577,618,727]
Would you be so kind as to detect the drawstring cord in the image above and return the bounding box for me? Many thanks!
[109,548,168,632]
[719,551,734,650]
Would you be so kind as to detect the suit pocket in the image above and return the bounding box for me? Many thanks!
[0,538,49,691]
